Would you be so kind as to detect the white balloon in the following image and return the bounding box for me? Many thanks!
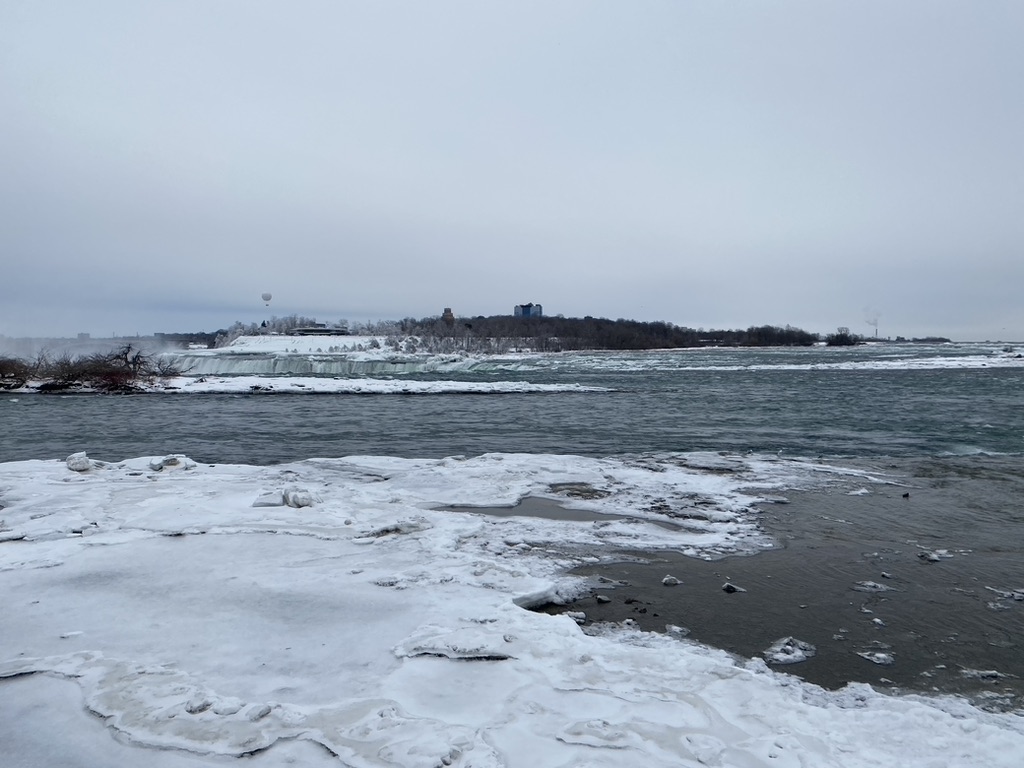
[261,292,272,305]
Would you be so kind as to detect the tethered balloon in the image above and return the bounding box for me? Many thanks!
[261,292,272,306]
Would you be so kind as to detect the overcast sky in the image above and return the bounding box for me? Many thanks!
[2,1,1022,341]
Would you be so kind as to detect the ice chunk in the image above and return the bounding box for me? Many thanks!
[764,637,816,665]
[184,695,212,714]
[283,486,318,508]
[960,668,1008,680]
[148,454,196,471]
[858,651,895,666]
[852,581,894,593]
[65,452,93,472]
[394,624,515,660]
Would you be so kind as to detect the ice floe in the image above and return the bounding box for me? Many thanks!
[851,580,895,593]
[858,651,897,666]
[764,637,817,665]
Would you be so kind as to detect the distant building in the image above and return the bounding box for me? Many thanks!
[514,302,543,318]
[441,307,455,325]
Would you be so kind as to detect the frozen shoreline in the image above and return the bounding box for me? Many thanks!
[3,451,1024,766]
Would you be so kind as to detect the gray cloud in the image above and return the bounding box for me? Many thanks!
[2,1,1022,341]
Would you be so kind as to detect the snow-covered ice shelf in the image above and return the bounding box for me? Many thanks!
[2,452,1023,767]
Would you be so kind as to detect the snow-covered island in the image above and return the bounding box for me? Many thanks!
[0,335,610,395]
[3,335,1024,395]
[2,451,1023,767]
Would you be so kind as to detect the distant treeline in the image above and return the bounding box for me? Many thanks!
[208,314,948,352]
[368,315,821,351]
[212,314,827,350]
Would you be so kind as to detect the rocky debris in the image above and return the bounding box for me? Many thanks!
[661,575,681,586]
[722,582,746,594]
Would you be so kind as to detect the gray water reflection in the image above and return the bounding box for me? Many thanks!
[441,496,628,523]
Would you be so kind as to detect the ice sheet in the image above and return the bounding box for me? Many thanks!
[2,452,1023,766]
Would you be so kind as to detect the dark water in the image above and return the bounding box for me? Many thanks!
[541,455,1024,711]
[2,366,1023,464]
[2,344,1023,708]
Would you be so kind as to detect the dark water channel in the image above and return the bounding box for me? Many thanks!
[2,363,1024,464]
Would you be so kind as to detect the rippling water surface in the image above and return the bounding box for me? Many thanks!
[3,343,1023,463]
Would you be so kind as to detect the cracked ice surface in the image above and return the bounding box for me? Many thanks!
[2,453,1024,767]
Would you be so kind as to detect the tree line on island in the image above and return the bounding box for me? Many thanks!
[383,316,824,351]
[214,314,907,352]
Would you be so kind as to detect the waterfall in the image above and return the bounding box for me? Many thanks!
[163,352,482,377]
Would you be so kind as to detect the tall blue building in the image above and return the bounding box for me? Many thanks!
[514,303,543,318]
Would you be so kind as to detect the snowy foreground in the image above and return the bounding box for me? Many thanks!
[2,453,1023,767]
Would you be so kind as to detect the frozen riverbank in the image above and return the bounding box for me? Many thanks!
[3,452,1023,766]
